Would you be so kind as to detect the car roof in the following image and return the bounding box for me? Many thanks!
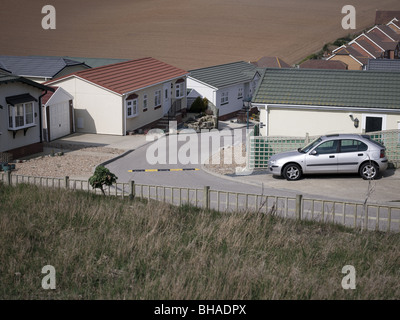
[320,134,369,140]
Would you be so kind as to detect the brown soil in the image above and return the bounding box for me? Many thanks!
[1,0,399,70]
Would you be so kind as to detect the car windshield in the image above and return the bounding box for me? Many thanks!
[299,138,322,153]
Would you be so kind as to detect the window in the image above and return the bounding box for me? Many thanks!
[220,91,229,105]
[340,139,368,153]
[143,94,148,110]
[362,114,386,133]
[398,121,400,145]
[315,140,339,154]
[175,83,184,98]
[155,90,161,106]
[238,87,243,99]
[8,102,35,129]
[126,98,138,118]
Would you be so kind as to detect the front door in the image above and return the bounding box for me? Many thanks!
[163,82,171,115]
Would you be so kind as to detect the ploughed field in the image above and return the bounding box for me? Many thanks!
[1,0,400,70]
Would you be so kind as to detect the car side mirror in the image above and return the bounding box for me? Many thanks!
[310,150,317,156]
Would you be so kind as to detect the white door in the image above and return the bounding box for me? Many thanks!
[49,102,70,140]
[163,82,171,115]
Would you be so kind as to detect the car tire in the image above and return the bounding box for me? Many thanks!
[283,163,302,181]
[360,162,378,180]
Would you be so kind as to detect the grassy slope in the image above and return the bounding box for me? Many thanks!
[0,183,399,300]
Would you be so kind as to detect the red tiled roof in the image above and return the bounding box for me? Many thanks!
[50,57,188,95]
[365,32,398,51]
[334,46,369,65]
[300,59,348,70]
[378,24,400,40]
[41,86,58,105]
[251,56,291,68]
[352,38,383,58]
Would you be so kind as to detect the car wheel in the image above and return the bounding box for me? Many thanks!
[283,163,302,181]
[360,162,378,180]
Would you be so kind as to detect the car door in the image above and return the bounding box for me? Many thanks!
[337,139,368,173]
[304,139,339,174]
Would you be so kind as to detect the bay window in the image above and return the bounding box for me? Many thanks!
[8,102,35,129]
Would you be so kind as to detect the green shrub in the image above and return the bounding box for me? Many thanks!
[189,96,207,113]
[89,166,118,195]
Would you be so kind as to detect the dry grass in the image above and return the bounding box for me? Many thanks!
[1,183,399,299]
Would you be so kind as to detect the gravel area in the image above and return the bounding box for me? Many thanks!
[13,147,125,178]
[204,143,246,175]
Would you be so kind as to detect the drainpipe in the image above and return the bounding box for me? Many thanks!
[123,95,126,135]
[38,90,48,143]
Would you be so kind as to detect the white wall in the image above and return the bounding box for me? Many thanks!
[215,83,246,116]
[187,77,216,105]
[259,106,400,137]
[0,82,43,153]
[187,77,249,117]
[49,77,123,135]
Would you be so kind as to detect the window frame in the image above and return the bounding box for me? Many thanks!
[126,98,138,118]
[155,90,161,107]
[143,94,148,111]
[220,91,229,105]
[237,87,243,99]
[175,82,184,99]
[8,102,36,130]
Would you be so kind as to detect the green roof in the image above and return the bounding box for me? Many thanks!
[252,68,400,110]
[189,61,259,89]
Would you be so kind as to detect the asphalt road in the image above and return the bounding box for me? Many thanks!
[105,129,302,198]
[105,129,400,206]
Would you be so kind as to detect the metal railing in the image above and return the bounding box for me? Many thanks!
[1,172,399,233]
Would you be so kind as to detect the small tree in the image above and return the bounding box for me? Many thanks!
[189,96,207,113]
[89,166,118,195]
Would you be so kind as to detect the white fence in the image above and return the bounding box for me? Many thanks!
[1,171,399,233]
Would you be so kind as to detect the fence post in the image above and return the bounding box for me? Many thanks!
[296,194,303,220]
[130,180,135,200]
[203,186,210,210]
[64,176,69,189]
[7,170,12,186]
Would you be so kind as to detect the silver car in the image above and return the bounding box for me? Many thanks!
[268,134,388,181]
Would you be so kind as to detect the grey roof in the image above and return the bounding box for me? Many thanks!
[61,56,130,68]
[0,55,88,78]
[0,69,54,91]
[366,59,400,72]
[252,68,400,110]
[189,61,259,89]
